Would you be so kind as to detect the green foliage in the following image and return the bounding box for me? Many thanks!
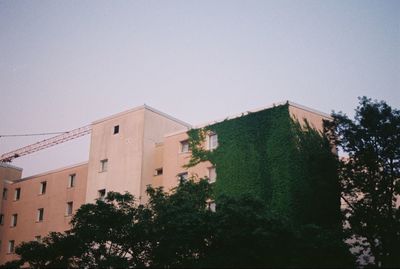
[7,181,354,268]
[328,97,400,267]
[186,103,340,227]
[146,179,214,267]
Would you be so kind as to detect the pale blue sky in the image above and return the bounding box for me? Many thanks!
[0,0,399,176]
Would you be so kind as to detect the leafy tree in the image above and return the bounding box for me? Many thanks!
[146,178,214,268]
[327,97,400,267]
[8,179,353,268]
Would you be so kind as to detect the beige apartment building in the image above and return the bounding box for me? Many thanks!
[0,102,331,264]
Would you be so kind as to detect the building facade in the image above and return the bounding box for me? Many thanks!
[0,102,332,263]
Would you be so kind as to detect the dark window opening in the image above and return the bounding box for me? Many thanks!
[113,125,119,134]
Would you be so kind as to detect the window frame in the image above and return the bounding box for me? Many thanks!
[177,172,189,183]
[66,202,73,216]
[37,208,44,222]
[113,125,120,135]
[2,188,7,200]
[180,140,190,153]
[8,240,15,254]
[208,166,217,183]
[11,214,17,227]
[68,174,76,188]
[39,181,47,195]
[208,133,218,150]
[100,159,108,172]
[14,188,21,201]
[98,189,106,201]
[154,168,163,176]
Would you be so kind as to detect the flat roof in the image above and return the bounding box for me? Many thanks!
[92,104,192,128]
[164,100,332,138]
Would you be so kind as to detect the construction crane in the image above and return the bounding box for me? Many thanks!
[0,125,92,163]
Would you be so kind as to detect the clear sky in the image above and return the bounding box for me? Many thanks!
[1,0,399,177]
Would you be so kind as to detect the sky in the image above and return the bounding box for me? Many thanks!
[0,0,399,177]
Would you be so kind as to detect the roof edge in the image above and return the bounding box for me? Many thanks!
[195,101,289,129]
[92,104,192,128]
[288,101,332,119]
[0,162,23,171]
[13,161,88,183]
[143,104,192,128]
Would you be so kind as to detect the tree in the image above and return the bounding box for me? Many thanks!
[327,97,400,267]
[8,179,353,268]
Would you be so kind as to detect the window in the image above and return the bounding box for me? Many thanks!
[207,201,216,212]
[37,208,44,222]
[11,214,17,227]
[154,168,163,176]
[2,188,7,200]
[66,202,73,216]
[180,140,189,153]
[208,133,218,150]
[8,240,15,253]
[100,159,108,172]
[177,172,189,183]
[14,188,21,201]
[0,214,4,225]
[113,125,120,134]
[39,181,47,195]
[35,236,42,242]
[68,174,76,188]
[98,189,106,200]
[208,167,217,183]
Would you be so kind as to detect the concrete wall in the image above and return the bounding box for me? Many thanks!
[85,106,189,203]
[0,164,23,216]
[141,109,190,201]
[0,163,87,263]
[85,107,146,203]
[289,103,331,132]
[160,131,212,192]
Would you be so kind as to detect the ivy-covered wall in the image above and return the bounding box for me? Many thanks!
[187,104,341,228]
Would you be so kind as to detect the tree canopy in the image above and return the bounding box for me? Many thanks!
[327,96,400,267]
[3,179,353,268]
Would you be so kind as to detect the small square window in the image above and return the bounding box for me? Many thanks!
[208,167,217,183]
[8,240,15,253]
[207,201,216,212]
[154,168,163,176]
[11,214,17,227]
[37,208,44,222]
[66,202,73,216]
[100,159,108,172]
[39,181,47,195]
[113,125,119,134]
[177,172,189,183]
[208,133,218,150]
[14,188,21,201]
[2,188,7,200]
[208,202,217,212]
[180,140,189,153]
[98,189,106,201]
[68,174,76,188]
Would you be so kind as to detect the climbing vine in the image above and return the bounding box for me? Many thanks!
[186,104,340,227]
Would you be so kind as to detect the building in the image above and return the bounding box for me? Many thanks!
[0,101,335,264]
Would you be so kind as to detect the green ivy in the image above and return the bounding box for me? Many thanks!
[186,104,340,228]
